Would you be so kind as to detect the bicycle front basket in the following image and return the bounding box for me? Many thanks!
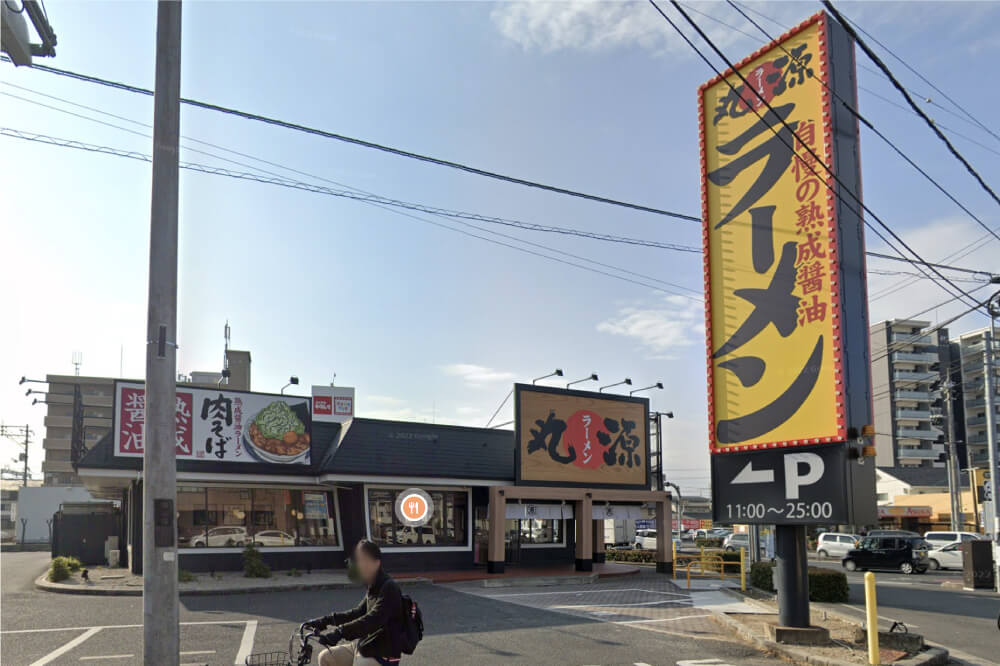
[244,651,290,666]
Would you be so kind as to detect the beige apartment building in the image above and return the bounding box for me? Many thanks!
[41,350,251,486]
[952,327,1000,469]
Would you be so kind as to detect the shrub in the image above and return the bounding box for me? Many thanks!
[48,558,71,582]
[178,569,196,583]
[747,562,849,603]
[607,548,656,563]
[695,538,724,549]
[63,556,83,573]
[242,543,271,578]
[720,551,742,563]
[287,568,302,577]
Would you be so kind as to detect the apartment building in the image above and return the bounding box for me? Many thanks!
[40,350,251,486]
[870,319,950,468]
[952,327,1000,469]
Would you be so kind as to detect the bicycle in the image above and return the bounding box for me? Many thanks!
[245,622,323,666]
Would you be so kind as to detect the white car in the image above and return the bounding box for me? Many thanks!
[923,531,981,548]
[252,530,297,547]
[816,532,860,559]
[723,533,750,552]
[634,529,658,549]
[927,541,964,570]
[396,526,436,545]
[190,526,248,547]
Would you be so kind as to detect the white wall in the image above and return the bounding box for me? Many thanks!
[16,486,97,543]
[875,472,911,506]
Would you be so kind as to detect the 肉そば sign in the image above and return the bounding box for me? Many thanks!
[113,381,312,464]
[701,13,863,453]
[514,384,649,488]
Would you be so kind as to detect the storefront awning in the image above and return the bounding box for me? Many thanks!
[592,504,649,520]
[878,505,932,518]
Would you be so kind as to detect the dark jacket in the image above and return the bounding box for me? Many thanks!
[332,568,403,658]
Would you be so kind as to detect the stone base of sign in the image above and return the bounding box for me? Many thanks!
[575,558,592,572]
[656,561,673,574]
[765,624,830,645]
[593,552,606,564]
[487,561,504,574]
[852,628,924,653]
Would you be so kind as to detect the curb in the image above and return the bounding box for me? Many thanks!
[713,588,948,666]
[35,573,431,597]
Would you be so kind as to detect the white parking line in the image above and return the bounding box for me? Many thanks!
[30,627,102,666]
[837,604,919,628]
[556,599,693,608]
[80,656,132,661]
[488,587,688,598]
[234,620,258,665]
[614,614,714,625]
[181,650,216,655]
[3,619,253,634]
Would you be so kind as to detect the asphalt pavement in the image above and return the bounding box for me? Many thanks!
[810,558,1000,664]
[2,552,779,666]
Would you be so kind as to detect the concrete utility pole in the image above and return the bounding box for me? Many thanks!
[142,2,181,664]
[943,384,963,531]
[983,329,999,593]
[0,425,31,487]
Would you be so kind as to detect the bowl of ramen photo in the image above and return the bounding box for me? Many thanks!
[244,400,311,463]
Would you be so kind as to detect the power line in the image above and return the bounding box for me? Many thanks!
[822,1,1000,209]
[867,269,987,284]
[864,251,993,277]
[0,54,700,223]
[723,0,1000,244]
[8,79,997,288]
[650,0,987,313]
[0,126,703,301]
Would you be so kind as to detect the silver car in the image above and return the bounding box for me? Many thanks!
[927,541,964,570]
[816,532,860,559]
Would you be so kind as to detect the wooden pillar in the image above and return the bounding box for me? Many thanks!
[592,518,605,563]
[655,496,673,574]
[487,486,506,573]
[575,494,593,571]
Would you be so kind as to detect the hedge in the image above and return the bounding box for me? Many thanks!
[607,549,656,563]
[749,562,848,602]
[48,558,72,582]
[694,538,724,549]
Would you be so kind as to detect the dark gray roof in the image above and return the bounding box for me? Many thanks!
[878,466,968,488]
[77,418,514,481]
[321,418,514,480]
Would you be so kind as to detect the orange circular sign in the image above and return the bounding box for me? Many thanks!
[395,488,433,526]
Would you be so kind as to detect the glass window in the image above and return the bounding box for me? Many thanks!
[367,487,468,548]
[178,487,339,549]
[504,519,563,545]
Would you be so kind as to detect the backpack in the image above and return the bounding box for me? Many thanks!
[398,594,424,654]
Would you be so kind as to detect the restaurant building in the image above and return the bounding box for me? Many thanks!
[77,382,672,575]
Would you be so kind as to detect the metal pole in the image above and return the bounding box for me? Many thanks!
[944,385,963,530]
[982,328,999,592]
[655,413,664,491]
[968,468,981,531]
[774,524,809,628]
[23,424,28,488]
[143,2,181,664]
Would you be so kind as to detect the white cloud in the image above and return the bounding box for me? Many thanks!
[596,294,704,358]
[442,363,517,387]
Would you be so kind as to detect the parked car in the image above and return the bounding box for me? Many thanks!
[634,529,658,550]
[923,531,981,548]
[252,530,297,547]
[816,532,860,559]
[723,533,750,552]
[928,541,965,570]
[866,529,920,538]
[842,535,930,574]
[190,526,248,547]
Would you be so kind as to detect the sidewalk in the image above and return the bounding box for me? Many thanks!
[35,562,640,596]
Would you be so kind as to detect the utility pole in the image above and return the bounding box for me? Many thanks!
[143,2,181,664]
[942,384,963,531]
[983,328,999,593]
[0,424,31,487]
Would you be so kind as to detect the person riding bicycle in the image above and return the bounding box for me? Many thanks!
[305,540,404,666]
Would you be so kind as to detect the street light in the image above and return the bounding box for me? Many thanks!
[280,376,299,395]
[532,369,564,385]
[630,382,664,396]
[19,377,45,385]
[566,373,599,389]
[599,378,631,392]
[25,389,46,397]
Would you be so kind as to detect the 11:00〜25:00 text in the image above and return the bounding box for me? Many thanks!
[725,501,833,520]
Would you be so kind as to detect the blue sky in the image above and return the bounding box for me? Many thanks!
[2,1,999,494]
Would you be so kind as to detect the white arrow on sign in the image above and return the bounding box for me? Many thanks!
[731,461,775,485]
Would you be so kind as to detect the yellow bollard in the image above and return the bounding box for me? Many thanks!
[865,571,879,665]
[739,546,746,592]
[672,538,677,580]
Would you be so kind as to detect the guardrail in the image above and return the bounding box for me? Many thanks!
[672,543,746,591]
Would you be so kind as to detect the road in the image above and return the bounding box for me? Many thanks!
[2,553,778,666]
[811,558,1000,663]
